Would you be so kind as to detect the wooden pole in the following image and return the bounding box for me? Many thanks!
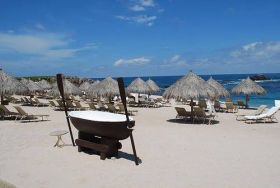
[190,98,194,122]
[117,77,139,165]
[245,94,249,109]
[1,95,4,105]
[56,74,75,146]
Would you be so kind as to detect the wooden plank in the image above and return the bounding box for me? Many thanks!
[75,139,110,153]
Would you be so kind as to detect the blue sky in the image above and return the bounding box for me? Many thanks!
[0,0,280,78]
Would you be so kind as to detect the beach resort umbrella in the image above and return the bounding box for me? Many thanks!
[146,78,160,93]
[79,81,92,92]
[37,79,52,90]
[207,77,230,98]
[86,80,100,96]
[90,77,120,98]
[163,71,217,120]
[0,69,29,104]
[127,77,152,94]
[49,79,82,97]
[21,78,42,93]
[231,77,266,108]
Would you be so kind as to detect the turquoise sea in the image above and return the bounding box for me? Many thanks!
[95,73,280,108]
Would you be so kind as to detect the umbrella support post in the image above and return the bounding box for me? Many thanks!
[190,98,194,122]
[245,95,249,109]
[0,95,3,105]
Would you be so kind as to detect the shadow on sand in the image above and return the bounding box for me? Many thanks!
[167,118,220,125]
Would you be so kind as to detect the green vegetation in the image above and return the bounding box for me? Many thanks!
[17,76,56,83]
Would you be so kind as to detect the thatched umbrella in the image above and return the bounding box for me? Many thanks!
[163,71,217,120]
[146,78,160,93]
[87,80,100,97]
[93,77,119,98]
[21,78,42,92]
[79,81,92,92]
[207,77,230,98]
[37,79,52,90]
[127,77,152,94]
[0,69,29,104]
[231,77,266,108]
[49,79,82,97]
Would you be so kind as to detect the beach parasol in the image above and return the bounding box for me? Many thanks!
[37,79,52,90]
[93,77,119,98]
[79,81,92,93]
[86,80,100,97]
[127,77,152,94]
[21,78,42,92]
[0,69,29,104]
[146,78,160,93]
[207,77,230,98]
[163,71,217,120]
[231,77,266,108]
[49,79,82,97]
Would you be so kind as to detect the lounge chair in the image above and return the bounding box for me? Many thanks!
[198,100,207,109]
[236,105,267,121]
[88,102,100,111]
[193,106,215,124]
[214,100,222,111]
[225,102,238,113]
[49,100,61,110]
[237,100,246,109]
[73,101,89,110]
[275,100,280,108]
[97,102,108,111]
[56,100,68,110]
[33,98,49,107]
[107,103,119,113]
[175,107,191,120]
[117,103,138,115]
[0,105,21,120]
[128,100,138,107]
[244,106,279,123]
[0,179,16,188]
[65,100,79,111]
[14,106,49,121]
[207,100,217,117]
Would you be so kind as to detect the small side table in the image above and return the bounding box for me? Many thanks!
[49,130,68,148]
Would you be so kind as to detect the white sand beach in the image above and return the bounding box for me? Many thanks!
[1,101,280,188]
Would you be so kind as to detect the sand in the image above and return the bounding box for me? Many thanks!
[1,101,280,188]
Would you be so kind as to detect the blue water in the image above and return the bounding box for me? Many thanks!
[93,73,280,108]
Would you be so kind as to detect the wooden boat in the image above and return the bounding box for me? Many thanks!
[56,74,139,165]
[69,111,135,140]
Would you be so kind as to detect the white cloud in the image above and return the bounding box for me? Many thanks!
[230,41,280,59]
[162,55,188,67]
[114,57,151,66]
[116,15,157,26]
[130,5,146,11]
[129,0,155,11]
[0,32,96,59]
[35,23,45,30]
[170,55,180,62]
[140,0,155,7]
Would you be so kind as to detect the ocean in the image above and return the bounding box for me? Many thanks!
[94,73,280,108]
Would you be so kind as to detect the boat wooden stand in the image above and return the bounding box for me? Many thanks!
[76,131,122,160]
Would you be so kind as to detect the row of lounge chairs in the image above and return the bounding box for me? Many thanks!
[197,100,238,113]
[128,98,170,108]
[20,97,49,107]
[0,105,49,121]
[175,101,279,124]
[49,100,138,115]
[175,106,216,124]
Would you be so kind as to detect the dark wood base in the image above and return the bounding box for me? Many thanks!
[75,131,122,160]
